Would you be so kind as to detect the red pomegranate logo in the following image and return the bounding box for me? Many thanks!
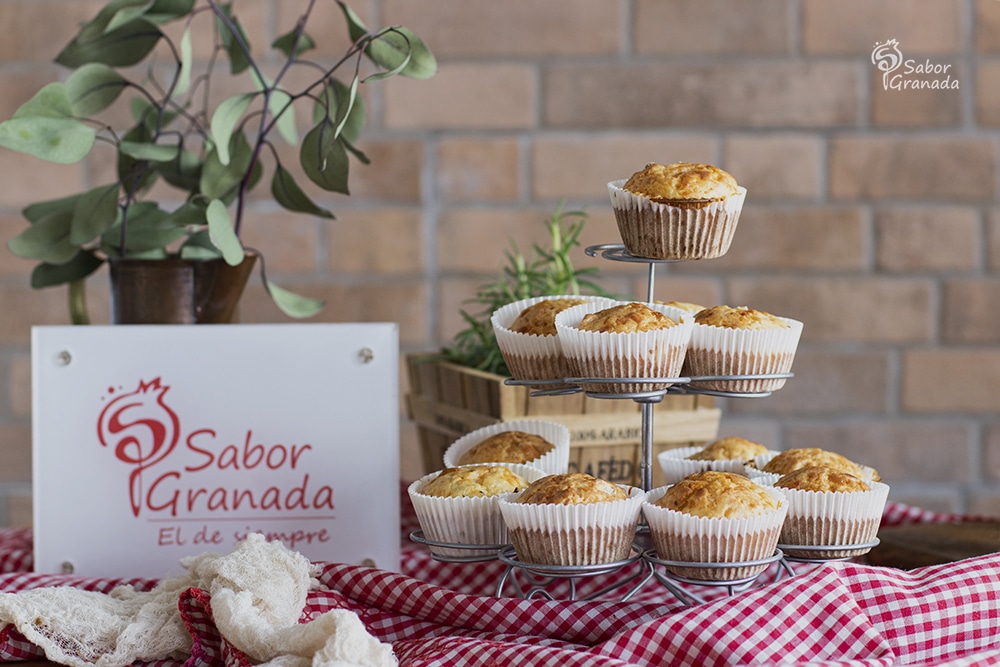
[98,378,180,517]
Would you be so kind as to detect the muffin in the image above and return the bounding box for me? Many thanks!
[408,463,546,558]
[771,466,890,560]
[443,419,571,475]
[492,295,617,388]
[608,162,747,260]
[658,437,776,485]
[656,300,705,314]
[498,473,645,566]
[753,447,881,484]
[554,300,693,394]
[682,304,803,394]
[642,471,787,581]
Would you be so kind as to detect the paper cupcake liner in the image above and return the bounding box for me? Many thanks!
[443,419,571,475]
[608,180,747,260]
[682,315,803,393]
[642,484,788,581]
[492,295,619,388]
[773,481,889,559]
[498,486,645,566]
[408,463,547,558]
[658,446,782,485]
[554,301,693,394]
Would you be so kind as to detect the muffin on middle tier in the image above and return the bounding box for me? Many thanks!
[554,300,693,394]
[443,419,571,475]
[498,472,645,566]
[657,436,778,485]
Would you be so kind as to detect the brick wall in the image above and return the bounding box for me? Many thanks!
[0,0,997,524]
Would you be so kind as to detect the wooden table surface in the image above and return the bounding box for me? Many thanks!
[865,521,1000,570]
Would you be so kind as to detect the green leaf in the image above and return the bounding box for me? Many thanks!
[272,29,315,58]
[70,183,120,245]
[163,200,207,228]
[117,123,158,195]
[179,229,222,260]
[65,63,129,117]
[337,1,369,44]
[145,0,196,23]
[31,250,104,288]
[173,25,193,98]
[57,19,162,68]
[271,164,333,219]
[23,194,82,223]
[129,96,178,133]
[205,198,244,266]
[264,280,324,319]
[120,140,180,162]
[249,70,297,147]
[75,0,153,42]
[314,78,365,144]
[7,207,77,263]
[299,120,349,193]
[209,93,255,165]
[13,82,74,120]
[366,27,436,80]
[105,0,156,33]
[0,83,96,163]
[200,131,254,200]
[152,148,201,191]
[102,202,186,255]
[215,4,251,75]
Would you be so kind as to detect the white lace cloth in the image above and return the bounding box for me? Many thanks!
[0,534,395,667]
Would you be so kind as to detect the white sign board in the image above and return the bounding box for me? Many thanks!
[32,323,399,579]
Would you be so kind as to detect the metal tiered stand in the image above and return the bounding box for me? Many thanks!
[410,243,876,604]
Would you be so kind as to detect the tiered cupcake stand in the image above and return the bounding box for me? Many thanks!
[410,242,878,604]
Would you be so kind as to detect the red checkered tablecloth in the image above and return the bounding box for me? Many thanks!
[0,495,996,667]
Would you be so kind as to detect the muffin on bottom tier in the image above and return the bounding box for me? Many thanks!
[443,419,571,476]
[772,466,890,560]
[643,471,788,581]
[498,473,644,566]
[554,301,693,394]
[492,295,617,389]
[408,463,547,559]
[682,305,803,394]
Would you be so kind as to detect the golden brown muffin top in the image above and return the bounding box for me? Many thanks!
[656,300,706,314]
[510,298,586,336]
[694,305,790,330]
[687,436,769,462]
[623,162,738,202]
[774,466,871,494]
[653,470,780,519]
[420,465,530,498]
[457,430,556,465]
[577,302,678,334]
[761,448,876,480]
[516,473,629,505]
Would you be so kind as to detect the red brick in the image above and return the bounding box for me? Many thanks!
[0,216,36,280]
[275,0,370,59]
[0,151,86,210]
[0,285,74,344]
[871,67,963,127]
[326,207,425,275]
[876,207,980,272]
[727,277,933,344]
[385,64,536,130]
[724,135,822,200]
[7,353,31,419]
[438,138,521,202]
[635,0,790,55]
[543,62,861,129]
[975,0,1000,53]
[645,276,723,313]
[829,136,994,200]
[727,350,889,417]
[902,350,1000,412]
[5,493,32,528]
[0,424,31,483]
[239,209,321,274]
[783,421,974,483]
[975,61,1000,126]
[532,133,719,201]
[983,421,1000,482]
[942,280,1000,344]
[802,0,963,55]
[0,0,108,62]
[990,209,1000,270]
[383,0,622,58]
[703,206,866,272]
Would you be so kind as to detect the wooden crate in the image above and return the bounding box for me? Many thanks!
[406,354,722,489]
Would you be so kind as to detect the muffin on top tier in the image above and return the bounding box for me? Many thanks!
[624,162,739,207]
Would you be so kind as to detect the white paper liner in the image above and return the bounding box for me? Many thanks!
[554,301,694,394]
[682,315,803,393]
[498,486,644,566]
[642,484,788,581]
[746,452,881,486]
[442,419,571,475]
[408,463,548,558]
[491,295,619,388]
[658,446,782,486]
[770,481,890,559]
[608,180,747,260]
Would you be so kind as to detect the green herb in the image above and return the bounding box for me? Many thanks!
[438,204,615,376]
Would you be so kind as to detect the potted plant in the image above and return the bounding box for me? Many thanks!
[0,0,435,324]
[405,206,722,484]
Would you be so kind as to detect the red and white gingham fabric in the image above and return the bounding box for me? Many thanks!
[0,496,997,667]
